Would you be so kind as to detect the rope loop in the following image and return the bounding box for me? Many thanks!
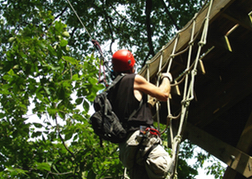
[169,54,175,59]
[188,41,194,46]
[198,41,206,47]
[192,69,197,76]
[174,135,182,144]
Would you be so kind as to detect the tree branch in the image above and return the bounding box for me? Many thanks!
[102,2,115,54]
[46,171,73,179]
[160,0,180,30]
[108,3,134,26]
[54,7,68,21]
[55,116,76,160]
[142,51,151,68]
[145,0,155,59]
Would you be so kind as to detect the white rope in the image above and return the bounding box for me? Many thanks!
[169,1,213,178]
[66,0,93,40]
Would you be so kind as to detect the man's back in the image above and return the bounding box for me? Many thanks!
[108,74,153,132]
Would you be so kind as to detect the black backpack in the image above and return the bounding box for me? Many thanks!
[90,74,142,144]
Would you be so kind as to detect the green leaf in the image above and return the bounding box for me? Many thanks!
[83,99,89,111]
[44,87,50,95]
[72,74,79,81]
[60,39,68,47]
[33,123,43,128]
[0,112,6,118]
[47,108,58,116]
[33,162,51,171]
[6,166,28,176]
[63,56,77,65]
[87,170,96,179]
[65,132,73,141]
[31,131,42,138]
[8,69,15,75]
[47,45,57,56]
[72,114,84,122]
[75,97,83,105]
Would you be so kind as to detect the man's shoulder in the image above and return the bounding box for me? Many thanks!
[134,74,147,84]
[120,73,136,81]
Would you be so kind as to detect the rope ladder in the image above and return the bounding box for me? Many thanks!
[144,0,213,178]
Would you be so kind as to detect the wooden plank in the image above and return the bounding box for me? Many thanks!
[223,112,252,179]
[184,122,252,178]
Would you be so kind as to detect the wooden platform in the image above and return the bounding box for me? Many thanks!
[139,0,252,178]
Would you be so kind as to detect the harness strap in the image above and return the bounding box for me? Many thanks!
[143,143,159,160]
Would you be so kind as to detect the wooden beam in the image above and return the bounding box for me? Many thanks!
[222,6,252,31]
[184,122,252,178]
[223,112,252,179]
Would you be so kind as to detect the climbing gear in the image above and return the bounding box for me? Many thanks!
[112,49,135,72]
[92,39,109,85]
[139,126,160,137]
[123,128,168,179]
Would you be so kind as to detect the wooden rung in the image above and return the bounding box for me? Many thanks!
[224,35,232,52]
[198,59,206,74]
[171,80,181,96]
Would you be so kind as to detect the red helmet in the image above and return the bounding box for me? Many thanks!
[112,49,135,72]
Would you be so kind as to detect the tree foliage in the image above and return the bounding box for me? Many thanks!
[0,0,225,178]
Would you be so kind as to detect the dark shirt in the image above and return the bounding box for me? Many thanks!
[108,74,153,132]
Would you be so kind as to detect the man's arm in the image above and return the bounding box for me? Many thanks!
[134,74,171,102]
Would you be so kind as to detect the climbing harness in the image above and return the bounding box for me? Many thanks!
[143,0,213,178]
[66,0,109,86]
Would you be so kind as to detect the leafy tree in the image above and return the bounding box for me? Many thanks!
[0,0,224,178]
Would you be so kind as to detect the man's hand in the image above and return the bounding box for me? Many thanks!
[160,73,173,82]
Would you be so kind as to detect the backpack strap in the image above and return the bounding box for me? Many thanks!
[106,74,125,91]
[128,98,143,120]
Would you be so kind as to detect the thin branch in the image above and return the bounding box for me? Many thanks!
[142,51,151,68]
[108,16,115,54]
[46,170,73,179]
[55,116,76,160]
[108,3,134,26]
[160,0,180,30]
[102,2,115,54]
[54,7,68,21]
[48,7,68,27]
[145,0,155,59]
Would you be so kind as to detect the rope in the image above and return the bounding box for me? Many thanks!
[66,0,93,40]
[66,0,110,85]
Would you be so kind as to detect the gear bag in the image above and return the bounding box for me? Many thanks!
[90,74,142,143]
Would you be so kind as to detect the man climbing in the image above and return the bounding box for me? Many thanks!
[108,49,173,179]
